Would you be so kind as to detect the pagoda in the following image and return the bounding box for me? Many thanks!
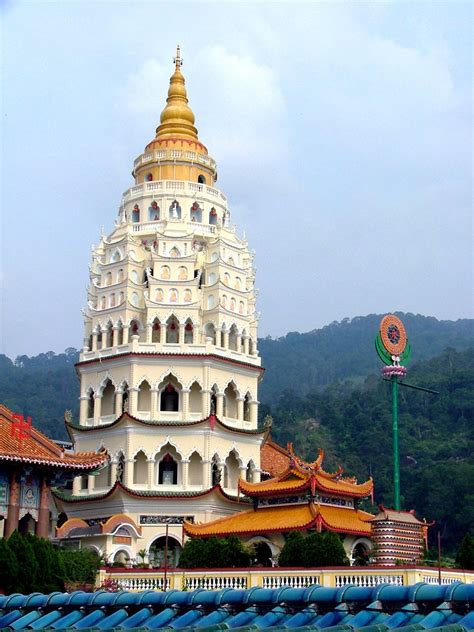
[184,443,374,564]
[55,48,265,566]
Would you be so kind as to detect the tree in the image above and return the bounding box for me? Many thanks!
[456,534,474,570]
[0,538,18,594]
[178,536,251,569]
[7,530,39,593]
[278,531,306,567]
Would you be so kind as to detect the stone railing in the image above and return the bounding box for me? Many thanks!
[133,150,217,171]
[98,566,474,592]
[122,180,227,204]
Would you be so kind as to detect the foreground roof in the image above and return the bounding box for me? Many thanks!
[240,444,373,499]
[0,584,472,630]
[0,405,107,471]
[184,502,373,538]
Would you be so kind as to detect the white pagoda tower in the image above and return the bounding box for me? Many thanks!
[56,48,265,566]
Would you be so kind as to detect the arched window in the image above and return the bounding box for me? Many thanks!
[121,383,129,413]
[184,320,193,343]
[178,266,187,280]
[166,316,179,343]
[105,321,113,347]
[169,289,178,303]
[207,295,215,309]
[149,535,182,568]
[161,384,179,411]
[224,450,240,489]
[130,270,138,283]
[117,269,124,283]
[101,379,115,417]
[110,293,116,307]
[159,454,178,484]
[230,298,236,312]
[116,453,125,483]
[204,322,216,344]
[209,207,218,225]
[189,381,202,413]
[229,324,238,351]
[155,288,164,302]
[246,460,255,482]
[228,256,235,266]
[132,204,140,223]
[160,266,170,280]
[116,322,124,345]
[221,295,227,308]
[152,318,161,343]
[224,272,230,286]
[133,451,148,485]
[111,250,121,263]
[105,271,112,286]
[149,200,160,220]
[211,456,222,486]
[224,382,238,419]
[169,246,180,258]
[131,292,139,307]
[208,272,217,285]
[184,289,192,303]
[96,328,103,347]
[239,301,245,314]
[101,296,106,310]
[211,251,218,262]
[243,393,251,421]
[197,175,206,184]
[130,319,140,338]
[235,277,242,290]
[210,385,218,415]
[119,291,124,305]
[145,173,153,182]
[87,390,95,419]
[169,200,181,219]
[137,380,151,411]
[188,451,203,486]
[190,201,202,222]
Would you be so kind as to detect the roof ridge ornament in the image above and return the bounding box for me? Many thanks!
[174,45,182,71]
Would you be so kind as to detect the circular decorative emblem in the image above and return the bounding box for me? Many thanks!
[380,314,407,356]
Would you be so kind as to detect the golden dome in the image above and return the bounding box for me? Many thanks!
[155,46,198,140]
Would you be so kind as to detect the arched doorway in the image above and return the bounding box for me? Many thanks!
[352,541,371,566]
[149,536,182,568]
[254,541,273,567]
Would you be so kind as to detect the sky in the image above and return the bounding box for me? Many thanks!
[1,1,472,358]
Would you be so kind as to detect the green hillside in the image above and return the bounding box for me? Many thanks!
[0,314,472,553]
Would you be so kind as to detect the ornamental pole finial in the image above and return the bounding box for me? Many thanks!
[174,45,182,71]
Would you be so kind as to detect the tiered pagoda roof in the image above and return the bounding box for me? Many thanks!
[241,444,374,499]
[184,443,374,539]
[0,405,108,472]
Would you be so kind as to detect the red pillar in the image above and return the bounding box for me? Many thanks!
[35,475,50,538]
[4,470,20,538]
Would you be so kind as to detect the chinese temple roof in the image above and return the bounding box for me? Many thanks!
[261,439,291,477]
[0,405,108,471]
[371,504,430,525]
[184,502,373,538]
[240,444,373,499]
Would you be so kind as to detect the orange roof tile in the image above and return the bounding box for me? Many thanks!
[261,440,291,477]
[0,405,108,471]
[184,502,373,538]
[239,468,373,499]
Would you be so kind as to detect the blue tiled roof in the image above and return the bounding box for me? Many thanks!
[0,583,472,630]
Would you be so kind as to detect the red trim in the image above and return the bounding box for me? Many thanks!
[67,412,265,436]
[76,352,264,374]
[54,482,243,505]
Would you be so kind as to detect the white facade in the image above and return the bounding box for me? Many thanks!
[59,50,265,564]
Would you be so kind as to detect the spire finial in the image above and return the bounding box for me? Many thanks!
[155,46,198,140]
[174,45,182,71]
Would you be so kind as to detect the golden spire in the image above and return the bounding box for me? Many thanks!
[155,46,198,140]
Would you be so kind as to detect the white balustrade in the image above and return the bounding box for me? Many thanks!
[263,575,320,589]
[185,575,248,590]
[334,574,404,587]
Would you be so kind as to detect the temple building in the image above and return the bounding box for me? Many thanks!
[184,443,375,564]
[55,48,266,565]
[0,405,107,539]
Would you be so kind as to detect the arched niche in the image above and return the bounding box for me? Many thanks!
[224,450,241,489]
[137,380,151,412]
[224,382,238,419]
[188,381,202,413]
[101,379,115,416]
[188,451,203,486]
[133,450,148,485]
